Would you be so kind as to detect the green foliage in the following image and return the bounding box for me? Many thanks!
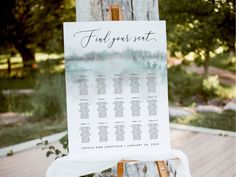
[6,150,14,156]
[216,85,236,99]
[0,0,75,66]
[159,0,235,73]
[31,73,66,121]
[171,110,236,131]
[202,75,235,99]
[168,66,235,105]
[39,134,69,159]
[202,75,220,97]
[80,174,94,177]
[0,120,66,148]
[59,134,68,151]
[0,92,8,112]
[0,55,66,119]
[39,138,67,159]
[0,75,35,90]
[0,91,33,113]
[168,66,204,105]
[5,93,33,113]
[210,52,236,72]
[40,133,110,176]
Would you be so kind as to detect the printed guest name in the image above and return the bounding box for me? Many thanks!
[73,28,158,48]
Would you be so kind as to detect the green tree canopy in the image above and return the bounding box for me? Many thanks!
[160,0,235,75]
[0,0,75,67]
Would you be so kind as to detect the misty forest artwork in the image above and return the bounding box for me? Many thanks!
[63,21,170,161]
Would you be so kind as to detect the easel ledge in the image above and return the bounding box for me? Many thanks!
[108,4,169,177]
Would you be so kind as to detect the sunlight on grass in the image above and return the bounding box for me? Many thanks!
[10,54,22,63]
[35,53,64,62]
[0,54,22,70]
[0,63,8,70]
[217,85,236,99]
[10,63,23,69]
[52,64,65,72]
[0,52,64,72]
[0,53,64,70]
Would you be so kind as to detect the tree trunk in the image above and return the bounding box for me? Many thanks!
[16,45,36,68]
[228,44,235,58]
[75,1,172,177]
[203,51,210,77]
[229,50,235,58]
[76,0,159,21]
[7,57,11,76]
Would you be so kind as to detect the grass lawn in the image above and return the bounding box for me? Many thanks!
[0,76,35,90]
[0,120,67,148]
[171,110,236,131]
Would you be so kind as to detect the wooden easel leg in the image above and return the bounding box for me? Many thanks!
[117,162,124,177]
[156,161,169,177]
[117,161,169,177]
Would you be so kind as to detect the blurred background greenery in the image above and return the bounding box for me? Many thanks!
[0,0,235,148]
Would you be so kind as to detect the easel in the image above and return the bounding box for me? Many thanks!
[108,4,169,177]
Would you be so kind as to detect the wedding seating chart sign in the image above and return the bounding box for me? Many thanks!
[63,21,170,161]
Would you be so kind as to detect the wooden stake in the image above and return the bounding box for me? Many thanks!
[108,5,123,21]
[156,161,169,177]
[117,162,124,177]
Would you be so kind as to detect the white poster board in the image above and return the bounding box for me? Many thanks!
[63,21,170,161]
